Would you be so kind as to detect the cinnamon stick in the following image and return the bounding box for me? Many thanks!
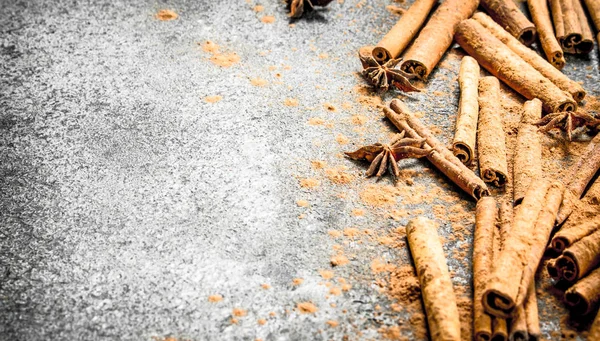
[591,310,600,340]
[453,56,480,166]
[554,228,600,283]
[454,19,577,113]
[551,0,594,54]
[483,180,563,318]
[513,99,542,206]
[528,0,566,69]
[565,267,600,315]
[509,305,528,341]
[399,0,479,80]
[491,201,511,341]
[406,217,461,341]
[584,0,600,48]
[386,99,490,200]
[550,217,600,254]
[372,0,437,64]
[480,0,536,45]
[474,197,496,341]
[472,12,586,102]
[524,283,541,341]
[477,76,508,187]
[573,0,594,54]
[556,133,600,225]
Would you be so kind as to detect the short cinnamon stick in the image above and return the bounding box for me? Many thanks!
[474,197,497,341]
[453,56,480,166]
[480,0,537,45]
[513,99,542,205]
[550,217,600,254]
[554,228,600,283]
[386,99,490,200]
[406,217,461,341]
[400,0,479,80]
[565,266,600,315]
[528,0,566,69]
[472,12,586,102]
[477,76,508,187]
[455,19,577,113]
[372,0,437,64]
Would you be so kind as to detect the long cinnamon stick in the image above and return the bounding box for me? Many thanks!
[480,0,536,45]
[454,19,577,113]
[554,228,600,283]
[472,12,586,102]
[483,180,563,318]
[584,0,600,49]
[453,56,480,166]
[565,267,600,315]
[474,197,496,341]
[491,201,511,341]
[528,0,566,69]
[573,0,594,54]
[372,0,437,64]
[550,217,600,254]
[551,0,594,54]
[477,76,508,187]
[556,133,600,225]
[524,283,541,341]
[400,0,479,80]
[406,217,461,341]
[513,99,542,205]
[386,99,490,200]
[509,305,528,341]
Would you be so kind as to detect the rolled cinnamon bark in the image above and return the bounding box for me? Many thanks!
[400,0,479,80]
[584,0,600,48]
[480,0,536,45]
[386,99,490,200]
[565,267,600,315]
[509,305,528,341]
[573,0,594,54]
[492,318,508,341]
[551,0,593,54]
[524,283,541,341]
[455,19,577,113]
[477,76,508,187]
[591,310,600,341]
[372,0,437,64]
[528,0,566,69]
[453,56,480,166]
[556,133,600,225]
[472,12,586,102]
[491,202,510,341]
[474,197,497,341]
[406,217,461,341]
[513,99,542,205]
[550,217,600,254]
[483,180,561,318]
[554,228,600,283]
[547,258,560,280]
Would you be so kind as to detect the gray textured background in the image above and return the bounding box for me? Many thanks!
[0,0,598,340]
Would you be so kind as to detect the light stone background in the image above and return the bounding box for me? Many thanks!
[0,0,598,340]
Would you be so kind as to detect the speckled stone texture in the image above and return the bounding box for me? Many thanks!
[0,1,598,340]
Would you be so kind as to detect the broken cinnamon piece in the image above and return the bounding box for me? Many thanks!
[550,217,600,254]
[452,56,480,166]
[513,99,542,205]
[528,0,566,69]
[509,305,528,341]
[386,99,490,200]
[554,228,600,283]
[556,133,600,225]
[474,197,497,341]
[406,217,461,341]
[477,76,508,187]
[524,283,541,341]
[399,0,479,80]
[455,19,577,113]
[372,0,437,64]
[472,12,586,102]
[483,180,562,318]
[565,267,600,315]
[480,0,536,45]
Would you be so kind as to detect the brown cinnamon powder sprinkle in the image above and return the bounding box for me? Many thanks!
[250,78,268,86]
[232,308,247,317]
[204,95,222,103]
[208,295,223,302]
[325,167,353,184]
[359,184,400,207]
[330,254,349,266]
[261,284,271,289]
[297,302,318,314]
[335,134,349,145]
[260,16,275,24]
[328,230,342,238]
[257,318,266,325]
[253,5,264,12]
[292,278,304,285]
[210,53,240,68]
[284,98,299,106]
[155,9,178,21]
[296,200,309,207]
[326,320,339,327]
[299,178,319,188]
[201,41,219,54]
[319,269,335,279]
[308,118,325,126]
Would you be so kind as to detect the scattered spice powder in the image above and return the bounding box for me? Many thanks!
[308,118,325,126]
[297,302,319,314]
[328,230,342,238]
[351,115,368,125]
[253,5,264,12]
[261,284,271,290]
[386,5,406,15]
[319,53,329,59]
[326,320,339,327]
[261,15,275,23]
[311,160,326,169]
[324,103,337,112]
[292,278,304,285]
[257,318,267,325]
[359,184,400,207]
[284,98,299,107]
[330,254,350,266]
[296,200,309,207]
[329,287,342,295]
[319,269,335,279]
[208,295,223,302]
[201,41,219,54]
[324,167,353,184]
[351,208,365,216]
[250,78,268,86]
[210,53,240,67]
[299,178,319,189]
[155,9,178,21]
[335,133,349,145]
[232,308,247,317]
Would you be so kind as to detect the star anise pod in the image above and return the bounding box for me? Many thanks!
[288,0,334,18]
[358,49,420,92]
[534,110,600,141]
[345,132,431,179]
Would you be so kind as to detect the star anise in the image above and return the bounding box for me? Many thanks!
[358,49,420,92]
[288,0,334,18]
[534,110,600,141]
[345,132,432,179]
